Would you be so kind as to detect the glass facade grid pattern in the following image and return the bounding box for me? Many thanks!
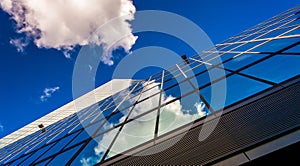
[1,5,300,166]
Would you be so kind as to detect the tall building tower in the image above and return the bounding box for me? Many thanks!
[1,5,300,166]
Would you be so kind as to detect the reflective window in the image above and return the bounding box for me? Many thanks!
[35,158,52,166]
[162,80,194,101]
[258,28,290,39]
[201,75,271,111]
[241,55,300,83]
[190,68,228,89]
[19,143,54,165]
[218,44,240,51]
[64,130,90,150]
[281,26,300,36]
[47,145,81,166]
[163,75,180,90]
[223,54,269,71]
[284,43,300,53]
[232,41,264,52]
[108,112,156,158]
[186,60,207,76]
[70,127,120,166]
[128,93,159,120]
[158,92,208,136]
[98,107,132,132]
[208,53,237,65]
[36,133,77,163]
[252,38,299,52]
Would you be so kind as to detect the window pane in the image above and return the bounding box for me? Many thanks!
[19,144,54,165]
[201,75,271,111]
[284,43,300,53]
[241,55,300,83]
[281,26,300,36]
[158,92,208,136]
[186,60,207,76]
[162,80,194,102]
[218,44,240,51]
[190,68,228,89]
[258,28,289,39]
[252,38,299,52]
[36,134,77,163]
[223,54,269,71]
[208,53,237,66]
[232,41,264,52]
[97,107,132,133]
[108,112,156,158]
[35,158,52,166]
[128,83,161,120]
[70,127,120,166]
[64,130,90,150]
[128,94,159,120]
[47,145,81,166]
[10,153,32,165]
[163,75,180,90]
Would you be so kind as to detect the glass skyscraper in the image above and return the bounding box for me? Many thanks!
[1,5,300,166]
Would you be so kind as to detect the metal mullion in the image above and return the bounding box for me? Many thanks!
[278,52,300,55]
[103,92,129,111]
[80,104,106,122]
[67,120,83,134]
[218,33,300,46]
[3,140,28,156]
[202,59,279,86]
[176,64,215,114]
[100,78,154,162]
[16,129,51,155]
[29,140,59,165]
[45,123,69,144]
[130,80,156,97]
[28,129,79,165]
[132,91,160,108]
[131,82,161,101]
[179,59,202,73]
[89,96,120,123]
[198,42,300,76]
[230,33,300,60]
[220,8,292,45]
[36,140,85,165]
[280,24,300,30]
[2,146,28,164]
[41,131,82,165]
[67,81,141,165]
[22,132,52,154]
[235,41,300,72]
[77,103,102,119]
[154,70,165,139]
[218,17,297,46]
[163,76,193,94]
[130,79,161,97]
[91,81,142,124]
[191,42,300,93]
[10,149,36,166]
[196,42,300,88]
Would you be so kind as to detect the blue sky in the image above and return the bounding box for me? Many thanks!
[0,0,299,138]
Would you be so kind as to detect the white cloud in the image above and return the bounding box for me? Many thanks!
[40,86,60,102]
[9,38,29,52]
[81,82,207,163]
[0,0,137,64]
